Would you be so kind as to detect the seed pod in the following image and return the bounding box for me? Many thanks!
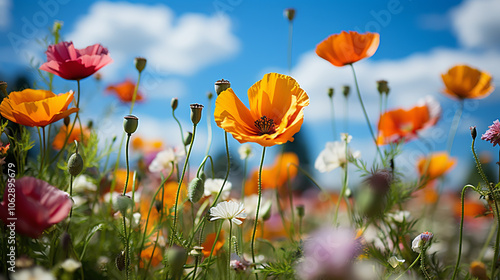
[188,177,205,203]
[190,104,204,125]
[214,79,231,95]
[123,115,139,135]
[134,57,147,73]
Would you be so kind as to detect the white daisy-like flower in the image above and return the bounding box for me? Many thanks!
[314,140,361,173]
[204,178,232,200]
[11,266,55,280]
[60,258,81,273]
[238,144,253,160]
[210,200,246,225]
[411,231,433,253]
[149,147,185,174]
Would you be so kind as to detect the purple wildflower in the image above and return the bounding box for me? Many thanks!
[481,120,500,146]
[296,227,363,280]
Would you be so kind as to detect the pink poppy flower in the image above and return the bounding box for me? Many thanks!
[0,177,72,238]
[40,41,113,80]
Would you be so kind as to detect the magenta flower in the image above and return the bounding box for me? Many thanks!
[481,120,500,146]
[297,227,363,280]
[0,177,72,238]
[40,41,112,80]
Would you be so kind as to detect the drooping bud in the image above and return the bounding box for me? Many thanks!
[377,80,390,95]
[114,195,134,213]
[134,57,147,73]
[183,131,193,146]
[470,126,477,140]
[214,79,231,95]
[123,115,139,135]
[171,98,178,111]
[284,8,296,21]
[342,85,350,98]
[166,245,188,280]
[188,177,205,203]
[327,87,334,98]
[68,152,83,177]
[64,116,70,127]
[190,104,204,125]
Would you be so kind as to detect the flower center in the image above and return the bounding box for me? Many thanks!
[254,116,276,135]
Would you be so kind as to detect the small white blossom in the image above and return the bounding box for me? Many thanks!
[149,147,185,174]
[314,141,361,173]
[387,211,411,223]
[11,267,55,280]
[210,200,246,225]
[72,175,97,192]
[60,258,81,273]
[238,144,253,160]
[388,256,405,268]
[204,178,232,200]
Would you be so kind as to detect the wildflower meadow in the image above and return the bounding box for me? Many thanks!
[1,2,500,280]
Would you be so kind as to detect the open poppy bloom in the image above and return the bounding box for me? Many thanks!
[214,73,309,147]
[106,79,144,103]
[377,97,440,145]
[0,177,72,238]
[202,231,225,257]
[40,41,112,80]
[52,124,91,150]
[417,151,456,181]
[441,65,494,99]
[0,89,78,127]
[245,152,298,195]
[316,31,380,67]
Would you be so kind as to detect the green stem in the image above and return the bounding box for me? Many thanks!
[395,253,421,280]
[37,127,44,176]
[330,95,337,140]
[251,147,266,280]
[173,124,197,232]
[349,64,383,161]
[333,140,350,225]
[122,133,132,280]
[241,157,248,202]
[205,98,213,156]
[287,20,293,74]
[129,72,142,114]
[66,175,74,232]
[344,94,349,134]
[123,134,131,195]
[446,100,464,154]
[451,184,477,280]
[228,220,233,280]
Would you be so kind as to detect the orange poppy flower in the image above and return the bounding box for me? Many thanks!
[106,79,144,103]
[214,73,309,147]
[99,169,140,195]
[132,136,164,154]
[244,152,298,196]
[52,124,91,150]
[377,97,440,145]
[417,152,456,181]
[201,231,225,258]
[441,65,494,99]
[0,89,78,127]
[316,31,380,67]
[140,241,164,268]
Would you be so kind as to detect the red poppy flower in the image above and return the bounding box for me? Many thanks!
[40,41,112,80]
[106,79,144,103]
[377,97,440,145]
[0,177,72,238]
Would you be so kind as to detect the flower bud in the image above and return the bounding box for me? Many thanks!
[188,177,205,203]
[87,120,93,130]
[114,195,134,213]
[470,261,488,280]
[166,245,188,280]
[190,246,203,257]
[215,79,231,95]
[171,98,178,111]
[284,8,296,21]
[199,171,207,182]
[470,126,477,140]
[261,200,272,221]
[123,115,139,135]
[52,21,63,34]
[115,250,127,271]
[0,81,7,97]
[207,91,213,100]
[68,153,83,176]
[190,104,204,125]
[296,205,305,218]
[327,87,334,98]
[342,85,350,98]
[134,57,147,73]
[376,80,390,95]
[184,131,193,146]
[64,116,70,127]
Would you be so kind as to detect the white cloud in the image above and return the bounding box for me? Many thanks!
[0,0,11,30]
[450,0,500,50]
[67,2,240,77]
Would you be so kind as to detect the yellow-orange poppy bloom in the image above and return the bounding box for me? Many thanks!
[202,231,225,257]
[214,73,309,147]
[417,152,456,181]
[316,31,380,67]
[106,79,144,103]
[245,152,298,196]
[377,97,440,145]
[52,124,91,150]
[441,65,494,99]
[0,89,78,127]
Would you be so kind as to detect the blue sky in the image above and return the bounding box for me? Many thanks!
[1,0,500,188]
